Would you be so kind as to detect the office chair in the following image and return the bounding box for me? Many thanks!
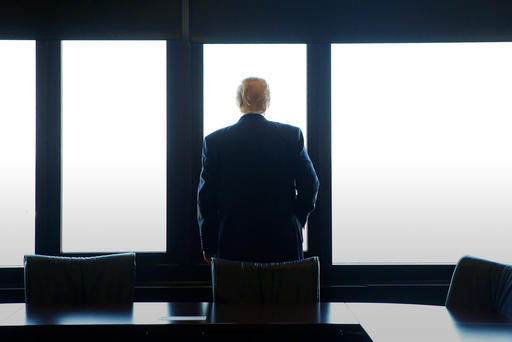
[24,253,136,305]
[211,256,320,303]
[445,255,512,316]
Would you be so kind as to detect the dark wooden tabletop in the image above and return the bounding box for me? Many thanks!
[0,302,358,325]
[347,302,512,342]
[0,302,363,341]
[1,302,512,341]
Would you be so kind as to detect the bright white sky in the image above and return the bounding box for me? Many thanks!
[0,41,35,266]
[61,41,167,253]
[203,44,307,137]
[332,42,512,264]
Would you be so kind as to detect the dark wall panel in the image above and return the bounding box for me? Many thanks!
[191,0,512,43]
[0,0,181,39]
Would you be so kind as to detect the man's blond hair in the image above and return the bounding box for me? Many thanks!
[236,77,270,114]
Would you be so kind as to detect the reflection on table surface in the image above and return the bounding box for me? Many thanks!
[0,302,356,326]
[347,302,512,342]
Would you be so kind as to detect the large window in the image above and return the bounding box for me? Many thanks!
[203,44,309,248]
[332,42,512,265]
[0,41,35,266]
[61,41,166,253]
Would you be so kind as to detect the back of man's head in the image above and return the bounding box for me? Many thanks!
[236,77,270,114]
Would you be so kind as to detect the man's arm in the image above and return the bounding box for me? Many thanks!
[197,137,219,261]
[294,128,320,227]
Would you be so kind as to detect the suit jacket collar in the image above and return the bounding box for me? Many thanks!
[238,113,266,122]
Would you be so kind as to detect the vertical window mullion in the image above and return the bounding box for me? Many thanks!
[189,43,204,264]
[306,44,331,275]
[35,40,62,256]
[166,41,204,264]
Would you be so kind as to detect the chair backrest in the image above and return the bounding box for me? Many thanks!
[24,253,136,305]
[211,256,320,304]
[445,255,512,316]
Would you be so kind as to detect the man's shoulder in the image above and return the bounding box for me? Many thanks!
[266,120,302,136]
[204,119,301,144]
[204,124,235,144]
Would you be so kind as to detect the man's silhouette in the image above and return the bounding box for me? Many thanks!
[197,77,319,263]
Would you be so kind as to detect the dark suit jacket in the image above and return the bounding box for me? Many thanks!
[197,114,319,262]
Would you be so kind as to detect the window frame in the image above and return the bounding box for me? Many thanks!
[313,42,456,286]
[0,40,458,291]
[2,0,512,297]
[30,40,206,280]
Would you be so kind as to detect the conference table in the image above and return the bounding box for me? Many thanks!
[0,301,511,341]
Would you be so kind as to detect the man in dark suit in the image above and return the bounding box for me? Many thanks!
[197,77,319,263]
